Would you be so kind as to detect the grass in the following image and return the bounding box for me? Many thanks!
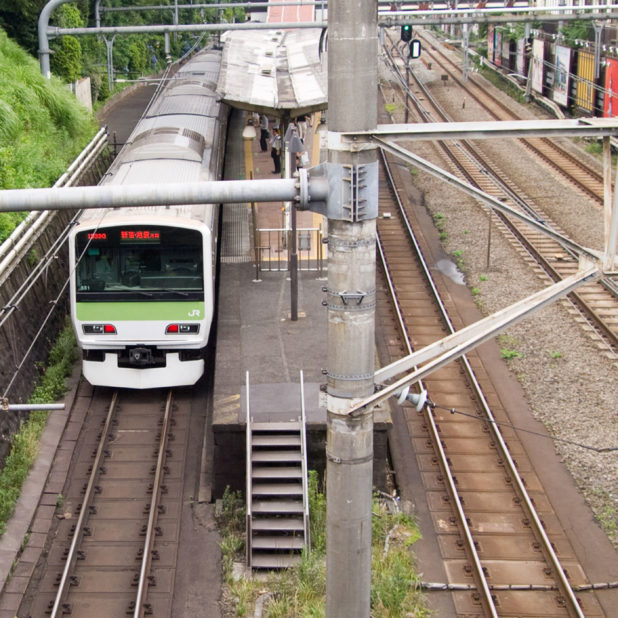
[384,103,399,115]
[217,473,428,617]
[0,27,97,240]
[433,212,447,241]
[0,320,77,535]
[498,334,523,361]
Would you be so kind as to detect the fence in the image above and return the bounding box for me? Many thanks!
[255,227,325,275]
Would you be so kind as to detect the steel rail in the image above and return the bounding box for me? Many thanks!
[418,33,606,206]
[134,390,174,618]
[382,32,618,352]
[50,391,119,618]
[378,140,585,615]
[377,147,499,616]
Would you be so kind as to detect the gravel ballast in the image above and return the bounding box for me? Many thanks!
[381,36,617,547]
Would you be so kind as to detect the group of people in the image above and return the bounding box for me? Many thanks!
[257,113,311,175]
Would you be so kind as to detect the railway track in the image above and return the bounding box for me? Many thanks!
[418,31,606,205]
[21,388,187,618]
[376,147,607,616]
[381,32,618,354]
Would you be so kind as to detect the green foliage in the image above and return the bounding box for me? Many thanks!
[384,103,398,115]
[307,470,326,553]
[218,477,427,617]
[49,4,85,82]
[585,140,603,156]
[498,334,522,360]
[0,27,96,195]
[127,41,148,79]
[500,348,523,360]
[435,212,448,241]
[0,321,77,535]
[0,212,27,244]
[559,20,592,47]
[51,36,82,83]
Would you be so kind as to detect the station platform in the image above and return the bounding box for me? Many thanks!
[210,110,391,498]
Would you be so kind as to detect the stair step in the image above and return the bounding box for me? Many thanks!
[252,435,301,447]
[251,421,301,431]
[252,466,302,479]
[252,500,304,514]
[251,536,306,550]
[252,483,303,496]
[252,451,302,463]
[251,517,305,531]
[250,554,301,569]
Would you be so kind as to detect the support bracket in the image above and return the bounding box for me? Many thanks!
[298,161,378,222]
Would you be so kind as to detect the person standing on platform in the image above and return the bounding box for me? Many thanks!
[270,128,281,174]
[295,113,310,142]
[259,114,269,152]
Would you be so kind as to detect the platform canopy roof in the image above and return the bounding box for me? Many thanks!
[216,28,327,119]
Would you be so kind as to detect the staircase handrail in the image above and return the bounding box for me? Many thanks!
[299,370,311,551]
[245,370,252,567]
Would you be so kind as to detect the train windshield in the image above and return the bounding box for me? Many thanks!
[75,225,204,301]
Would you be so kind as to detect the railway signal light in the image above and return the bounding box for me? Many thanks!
[401,24,412,42]
[409,39,421,59]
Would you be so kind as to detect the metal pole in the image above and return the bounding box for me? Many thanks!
[0,178,327,213]
[104,35,116,93]
[326,1,378,616]
[38,0,75,78]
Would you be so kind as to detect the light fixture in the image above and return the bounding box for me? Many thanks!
[242,117,257,140]
[316,113,327,135]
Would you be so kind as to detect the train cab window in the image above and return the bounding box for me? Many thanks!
[76,226,204,301]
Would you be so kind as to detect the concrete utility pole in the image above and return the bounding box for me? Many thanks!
[325,1,378,617]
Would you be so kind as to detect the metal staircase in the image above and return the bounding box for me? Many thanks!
[245,372,311,569]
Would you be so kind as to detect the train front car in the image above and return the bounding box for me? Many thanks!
[69,50,226,389]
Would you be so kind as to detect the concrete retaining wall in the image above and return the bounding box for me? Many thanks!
[0,210,77,463]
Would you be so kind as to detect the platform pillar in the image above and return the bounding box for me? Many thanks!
[325,1,378,617]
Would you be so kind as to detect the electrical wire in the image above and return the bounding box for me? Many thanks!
[424,398,618,453]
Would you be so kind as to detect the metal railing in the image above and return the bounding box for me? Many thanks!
[256,227,325,275]
[298,370,311,552]
[245,371,253,568]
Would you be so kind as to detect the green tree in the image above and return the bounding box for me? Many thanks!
[560,20,592,47]
[50,3,84,82]
[0,0,48,55]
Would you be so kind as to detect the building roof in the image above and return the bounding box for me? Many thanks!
[216,28,327,118]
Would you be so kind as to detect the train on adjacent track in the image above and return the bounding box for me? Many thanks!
[68,48,227,389]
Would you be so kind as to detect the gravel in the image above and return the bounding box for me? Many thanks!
[381,39,618,547]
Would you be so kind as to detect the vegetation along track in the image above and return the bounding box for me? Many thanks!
[376,147,609,616]
[381,32,618,354]
[20,387,187,618]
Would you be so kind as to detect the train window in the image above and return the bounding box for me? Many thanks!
[75,225,205,301]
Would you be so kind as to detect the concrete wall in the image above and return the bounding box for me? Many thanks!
[0,211,77,464]
[72,77,93,111]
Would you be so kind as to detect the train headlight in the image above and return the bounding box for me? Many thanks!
[83,324,117,334]
[165,324,200,334]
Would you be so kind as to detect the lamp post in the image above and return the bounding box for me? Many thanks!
[242,117,260,280]
[242,116,257,179]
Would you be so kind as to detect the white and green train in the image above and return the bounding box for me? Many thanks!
[69,50,227,389]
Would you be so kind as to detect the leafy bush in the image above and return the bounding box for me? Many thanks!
[0,321,77,535]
